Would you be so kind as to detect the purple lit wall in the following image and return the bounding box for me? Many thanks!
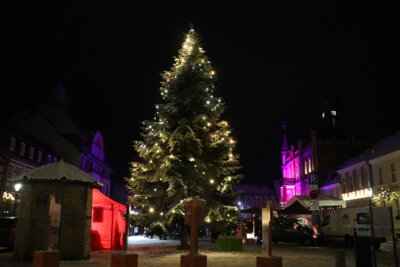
[280,141,314,204]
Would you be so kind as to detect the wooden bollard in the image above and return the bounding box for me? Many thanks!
[256,201,282,267]
[111,252,138,267]
[32,250,60,267]
[180,199,207,267]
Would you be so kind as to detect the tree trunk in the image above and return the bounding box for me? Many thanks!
[178,223,189,250]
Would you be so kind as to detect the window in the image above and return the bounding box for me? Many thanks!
[322,112,325,118]
[9,137,16,152]
[391,163,396,182]
[308,158,312,173]
[360,166,366,188]
[331,110,337,116]
[93,207,104,222]
[47,154,52,163]
[304,161,308,174]
[353,169,359,190]
[20,142,26,156]
[349,175,354,192]
[29,147,35,160]
[38,151,42,163]
[379,167,383,185]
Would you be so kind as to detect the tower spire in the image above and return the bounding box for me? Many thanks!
[282,122,288,151]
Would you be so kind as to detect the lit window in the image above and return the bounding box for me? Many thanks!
[331,110,336,116]
[9,137,16,152]
[322,112,325,118]
[29,147,35,160]
[304,161,308,174]
[20,142,26,156]
[308,158,312,173]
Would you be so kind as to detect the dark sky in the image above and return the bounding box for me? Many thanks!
[3,2,399,189]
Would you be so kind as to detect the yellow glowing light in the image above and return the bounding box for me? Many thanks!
[227,176,232,181]
[210,70,215,76]
[160,212,164,216]
[229,139,234,144]
[207,122,212,127]
[206,218,211,223]
[189,157,195,162]
[210,179,214,184]
[149,207,154,213]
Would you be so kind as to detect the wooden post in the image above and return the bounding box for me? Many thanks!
[256,200,282,267]
[261,200,272,256]
[181,199,207,267]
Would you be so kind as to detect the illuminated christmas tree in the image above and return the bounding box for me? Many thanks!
[127,28,242,248]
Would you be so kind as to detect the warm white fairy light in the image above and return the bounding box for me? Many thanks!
[189,157,195,162]
[149,207,154,213]
[210,179,214,184]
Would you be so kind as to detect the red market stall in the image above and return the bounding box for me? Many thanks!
[91,188,126,250]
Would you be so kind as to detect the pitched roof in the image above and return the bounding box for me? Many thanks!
[10,160,102,187]
[340,130,400,169]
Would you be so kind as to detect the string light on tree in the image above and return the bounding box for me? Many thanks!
[127,27,242,248]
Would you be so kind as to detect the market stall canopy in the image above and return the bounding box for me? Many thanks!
[285,195,345,210]
[279,200,311,214]
[10,159,103,188]
[91,188,126,250]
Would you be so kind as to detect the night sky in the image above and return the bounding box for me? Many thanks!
[3,2,399,192]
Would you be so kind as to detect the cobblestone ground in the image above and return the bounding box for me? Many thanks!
[1,241,398,267]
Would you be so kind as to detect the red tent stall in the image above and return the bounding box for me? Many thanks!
[91,188,126,250]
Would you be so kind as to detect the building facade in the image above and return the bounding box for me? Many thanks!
[0,131,59,216]
[279,102,368,205]
[0,91,113,216]
[337,130,400,233]
[10,100,112,196]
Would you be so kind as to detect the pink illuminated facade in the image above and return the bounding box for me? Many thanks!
[280,124,315,204]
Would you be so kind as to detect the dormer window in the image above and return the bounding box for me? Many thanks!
[38,151,42,162]
[29,147,35,160]
[20,142,26,156]
[9,137,16,152]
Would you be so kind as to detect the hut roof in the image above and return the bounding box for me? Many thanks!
[11,159,102,187]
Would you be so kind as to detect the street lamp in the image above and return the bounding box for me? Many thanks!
[14,183,22,192]
[13,183,22,217]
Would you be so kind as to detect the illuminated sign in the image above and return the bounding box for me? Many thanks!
[342,188,373,201]
[2,191,15,201]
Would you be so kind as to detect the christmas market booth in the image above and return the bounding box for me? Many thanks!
[91,188,126,250]
[11,160,102,261]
